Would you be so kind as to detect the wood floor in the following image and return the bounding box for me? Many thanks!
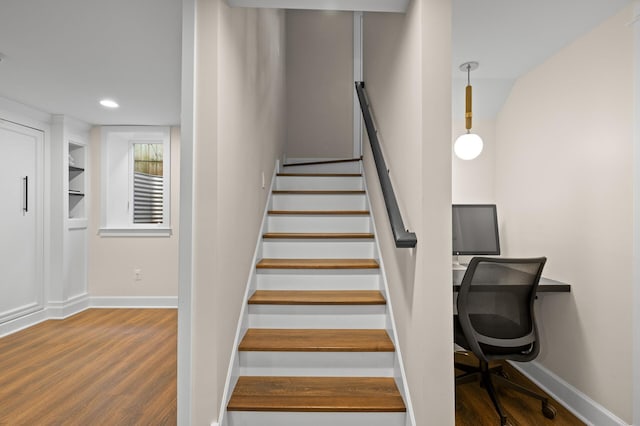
[0,309,176,425]
[0,309,586,425]
[455,353,585,426]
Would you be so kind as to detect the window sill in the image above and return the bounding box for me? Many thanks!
[98,227,172,237]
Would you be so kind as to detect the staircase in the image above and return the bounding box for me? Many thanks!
[221,159,413,426]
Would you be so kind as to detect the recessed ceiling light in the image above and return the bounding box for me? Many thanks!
[99,99,119,108]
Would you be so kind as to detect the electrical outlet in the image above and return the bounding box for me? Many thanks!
[134,268,142,281]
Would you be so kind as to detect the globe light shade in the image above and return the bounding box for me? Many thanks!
[454,133,483,160]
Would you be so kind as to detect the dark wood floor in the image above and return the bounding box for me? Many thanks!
[455,353,585,426]
[0,309,177,425]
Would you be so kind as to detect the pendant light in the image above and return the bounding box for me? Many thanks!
[454,61,483,160]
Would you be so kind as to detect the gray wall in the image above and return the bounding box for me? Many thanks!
[285,10,354,159]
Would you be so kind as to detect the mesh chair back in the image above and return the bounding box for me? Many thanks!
[457,257,546,362]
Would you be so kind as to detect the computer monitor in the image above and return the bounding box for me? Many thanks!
[452,204,500,256]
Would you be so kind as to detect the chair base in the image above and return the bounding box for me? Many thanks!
[455,360,556,425]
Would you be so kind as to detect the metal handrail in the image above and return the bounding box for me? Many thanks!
[355,81,417,248]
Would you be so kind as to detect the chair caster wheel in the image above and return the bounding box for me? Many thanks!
[497,369,510,380]
[542,402,557,419]
[500,417,513,426]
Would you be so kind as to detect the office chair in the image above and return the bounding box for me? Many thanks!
[454,257,556,426]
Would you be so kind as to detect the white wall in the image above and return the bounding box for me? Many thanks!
[495,5,634,422]
[88,126,180,299]
[285,10,354,159]
[363,0,454,424]
[190,2,287,423]
[452,118,496,204]
[633,4,640,423]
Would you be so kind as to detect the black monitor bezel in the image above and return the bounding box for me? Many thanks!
[452,204,501,256]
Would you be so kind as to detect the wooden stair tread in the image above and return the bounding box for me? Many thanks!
[263,232,374,239]
[249,290,386,305]
[268,210,370,215]
[227,376,406,412]
[272,190,365,195]
[256,258,379,269]
[239,329,395,352]
[277,173,362,177]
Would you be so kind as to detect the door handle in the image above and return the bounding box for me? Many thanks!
[23,176,28,213]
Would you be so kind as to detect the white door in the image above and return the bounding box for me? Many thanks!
[0,119,44,323]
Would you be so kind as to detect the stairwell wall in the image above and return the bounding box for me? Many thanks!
[363,0,454,424]
[190,1,287,424]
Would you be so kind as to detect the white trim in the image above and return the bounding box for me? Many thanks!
[178,0,196,423]
[510,360,629,426]
[98,227,172,237]
[90,296,178,308]
[353,11,363,158]
[47,293,90,318]
[217,161,280,426]
[0,309,49,338]
[633,3,640,425]
[0,296,176,339]
[178,0,196,424]
[99,126,171,232]
[226,0,409,13]
[68,218,89,229]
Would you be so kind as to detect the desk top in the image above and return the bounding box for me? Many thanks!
[452,269,571,293]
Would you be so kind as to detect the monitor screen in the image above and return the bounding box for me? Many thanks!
[452,204,500,255]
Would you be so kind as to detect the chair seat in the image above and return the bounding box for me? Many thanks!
[454,314,533,357]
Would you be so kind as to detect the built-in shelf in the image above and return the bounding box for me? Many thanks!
[68,142,86,219]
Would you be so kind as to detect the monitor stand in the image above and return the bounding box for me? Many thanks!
[452,255,467,271]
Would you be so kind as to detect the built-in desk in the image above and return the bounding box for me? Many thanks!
[453,269,571,293]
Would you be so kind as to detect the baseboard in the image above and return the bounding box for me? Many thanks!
[48,293,91,318]
[509,360,629,426]
[90,296,178,308]
[0,308,49,338]
[0,295,177,338]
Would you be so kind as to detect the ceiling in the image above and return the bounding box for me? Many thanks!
[0,0,182,126]
[452,0,633,119]
[0,0,632,126]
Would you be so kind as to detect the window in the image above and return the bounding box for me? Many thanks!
[100,126,171,236]
[132,143,164,224]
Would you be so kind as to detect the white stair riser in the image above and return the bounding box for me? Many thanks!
[256,270,380,290]
[238,352,395,377]
[276,176,363,190]
[248,305,387,329]
[271,194,366,211]
[266,215,372,233]
[280,162,361,174]
[261,240,375,259]
[227,411,406,426]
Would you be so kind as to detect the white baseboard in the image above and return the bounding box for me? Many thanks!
[0,308,49,338]
[48,294,91,318]
[0,295,177,338]
[510,360,629,426]
[90,296,178,308]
